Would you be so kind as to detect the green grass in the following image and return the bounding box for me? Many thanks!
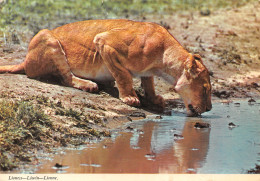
[0,98,109,171]
[0,0,257,45]
[55,107,82,120]
[0,100,51,171]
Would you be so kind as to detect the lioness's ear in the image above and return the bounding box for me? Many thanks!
[184,54,195,71]
[194,54,203,63]
[184,55,205,79]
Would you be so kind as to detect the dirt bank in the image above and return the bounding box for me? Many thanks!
[0,1,260,172]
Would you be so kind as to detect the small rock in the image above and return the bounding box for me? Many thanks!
[213,90,231,98]
[102,117,108,122]
[209,70,214,77]
[200,8,211,16]
[129,111,146,118]
[164,110,172,116]
[88,120,95,124]
[251,82,259,88]
[221,100,233,104]
[126,116,132,122]
[54,163,63,168]
[155,115,162,119]
[234,102,240,106]
[52,163,69,170]
[137,129,144,134]
[145,154,156,158]
[228,122,236,128]
[170,128,176,132]
[194,122,210,129]
[145,153,156,161]
[126,126,134,131]
[3,47,14,53]
[147,115,162,119]
[174,134,184,140]
[228,122,238,129]
[248,98,256,103]
[132,146,141,149]
[227,30,237,36]
[191,148,199,151]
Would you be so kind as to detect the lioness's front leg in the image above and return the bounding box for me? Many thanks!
[141,76,165,108]
[95,36,140,106]
[102,46,140,106]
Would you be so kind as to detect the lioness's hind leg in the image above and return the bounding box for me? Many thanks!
[24,29,58,78]
[24,29,98,92]
[71,77,98,92]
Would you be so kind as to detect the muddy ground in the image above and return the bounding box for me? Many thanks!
[0,1,260,172]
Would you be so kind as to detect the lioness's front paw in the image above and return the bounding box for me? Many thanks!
[151,95,165,109]
[121,96,141,107]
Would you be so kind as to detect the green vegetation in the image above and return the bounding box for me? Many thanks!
[0,98,109,171]
[55,107,82,120]
[0,0,256,45]
[0,100,52,171]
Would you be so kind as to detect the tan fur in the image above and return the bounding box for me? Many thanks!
[0,19,212,115]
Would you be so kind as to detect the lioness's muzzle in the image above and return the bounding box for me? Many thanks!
[188,104,202,117]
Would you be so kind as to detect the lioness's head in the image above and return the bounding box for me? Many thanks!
[175,54,212,116]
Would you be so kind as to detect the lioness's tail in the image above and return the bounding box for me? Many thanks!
[0,62,25,74]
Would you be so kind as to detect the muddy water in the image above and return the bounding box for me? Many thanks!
[36,100,260,174]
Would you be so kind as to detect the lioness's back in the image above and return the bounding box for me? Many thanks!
[51,19,163,42]
[52,19,135,34]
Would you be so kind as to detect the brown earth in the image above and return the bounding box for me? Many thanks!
[0,1,260,171]
[159,1,260,99]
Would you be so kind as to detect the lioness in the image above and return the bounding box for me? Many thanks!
[0,19,212,116]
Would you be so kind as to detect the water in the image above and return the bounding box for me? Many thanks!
[36,100,260,174]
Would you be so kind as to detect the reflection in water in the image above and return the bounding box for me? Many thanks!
[37,101,260,174]
[37,116,210,173]
[173,119,210,173]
